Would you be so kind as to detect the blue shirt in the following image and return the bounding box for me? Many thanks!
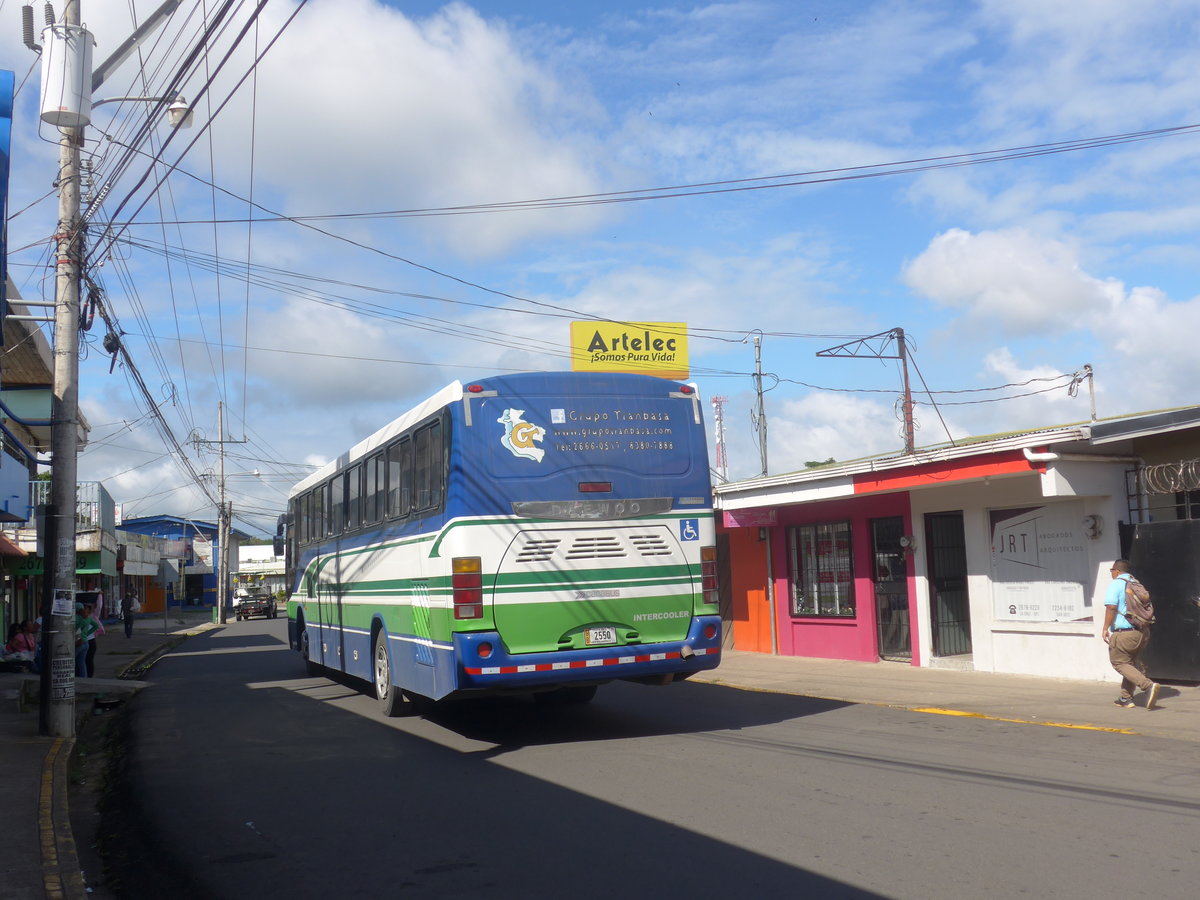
[1105,574,1134,630]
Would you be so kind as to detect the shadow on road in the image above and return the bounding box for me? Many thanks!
[99,623,882,899]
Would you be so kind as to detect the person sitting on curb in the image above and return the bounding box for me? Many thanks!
[5,620,37,655]
[2,620,38,672]
[1103,559,1160,709]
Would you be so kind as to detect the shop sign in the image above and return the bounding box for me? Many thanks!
[990,502,1091,622]
[570,321,689,379]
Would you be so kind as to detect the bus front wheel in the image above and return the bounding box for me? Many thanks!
[373,632,418,717]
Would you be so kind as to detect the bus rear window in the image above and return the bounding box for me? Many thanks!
[478,394,694,479]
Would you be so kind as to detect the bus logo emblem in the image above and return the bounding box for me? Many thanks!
[498,408,546,462]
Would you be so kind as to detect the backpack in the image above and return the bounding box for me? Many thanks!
[1124,576,1156,628]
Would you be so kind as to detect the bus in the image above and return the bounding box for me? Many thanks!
[282,371,721,715]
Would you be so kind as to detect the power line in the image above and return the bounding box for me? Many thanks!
[112,122,1200,225]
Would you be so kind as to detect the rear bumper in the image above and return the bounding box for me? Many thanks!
[455,614,722,690]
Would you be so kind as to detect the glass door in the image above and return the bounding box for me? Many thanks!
[871,517,910,660]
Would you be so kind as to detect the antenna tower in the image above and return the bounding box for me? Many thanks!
[711,395,729,481]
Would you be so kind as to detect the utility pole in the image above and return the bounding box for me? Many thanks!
[896,327,915,455]
[44,0,87,738]
[218,402,230,625]
[193,402,244,625]
[751,333,768,476]
[29,0,188,736]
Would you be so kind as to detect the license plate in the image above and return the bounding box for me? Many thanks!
[585,626,617,646]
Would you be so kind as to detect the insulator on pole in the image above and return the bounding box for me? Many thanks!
[22,5,42,52]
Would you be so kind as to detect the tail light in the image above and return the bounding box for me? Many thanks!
[701,545,718,605]
[452,556,483,619]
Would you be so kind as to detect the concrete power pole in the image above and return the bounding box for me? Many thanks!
[194,401,243,625]
[32,0,188,736]
[751,333,768,477]
[217,402,230,625]
[44,0,88,738]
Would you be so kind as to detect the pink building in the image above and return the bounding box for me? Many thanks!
[715,408,1200,683]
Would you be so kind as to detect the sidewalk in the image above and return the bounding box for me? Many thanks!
[690,651,1200,741]
[1,634,1197,900]
[0,609,215,900]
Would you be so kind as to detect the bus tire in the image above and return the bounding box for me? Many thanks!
[299,624,321,677]
[373,632,417,717]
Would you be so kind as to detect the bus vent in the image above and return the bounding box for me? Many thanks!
[565,536,625,559]
[515,538,561,563]
[630,534,672,556]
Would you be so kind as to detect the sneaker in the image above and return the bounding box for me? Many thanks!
[1114,696,1135,708]
[1146,683,1161,710]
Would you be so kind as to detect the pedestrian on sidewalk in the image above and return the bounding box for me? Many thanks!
[85,595,105,677]
[1103,559,1160,709]
[75,601,98,677]
[121,592,135,638]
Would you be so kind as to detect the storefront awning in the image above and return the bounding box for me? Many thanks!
[0,533,27,556]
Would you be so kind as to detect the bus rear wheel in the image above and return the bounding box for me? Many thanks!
[373,632,418,717]
[299,625,321,676]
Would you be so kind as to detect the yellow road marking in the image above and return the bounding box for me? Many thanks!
[906,706,1138,735]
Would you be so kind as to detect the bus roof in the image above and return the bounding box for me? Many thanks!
[289,380,465,498]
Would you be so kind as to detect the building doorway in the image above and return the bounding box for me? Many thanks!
[925,511,972,657]
[871,516,910,660]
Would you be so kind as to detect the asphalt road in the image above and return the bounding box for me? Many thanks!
[103,619,1200,899]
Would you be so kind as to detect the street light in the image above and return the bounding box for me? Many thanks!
[91,93,194,129]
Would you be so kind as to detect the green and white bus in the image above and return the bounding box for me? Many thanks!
[283,371,721,714]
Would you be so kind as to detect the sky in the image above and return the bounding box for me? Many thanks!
[5,0,1200,535]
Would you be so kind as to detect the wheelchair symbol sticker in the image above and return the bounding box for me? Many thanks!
[680,519,699,541]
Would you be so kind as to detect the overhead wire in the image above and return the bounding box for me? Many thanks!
[115,122,1200,225]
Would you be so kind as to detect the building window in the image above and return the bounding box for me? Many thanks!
[1175,490,1200,520]
[787,521,854,617]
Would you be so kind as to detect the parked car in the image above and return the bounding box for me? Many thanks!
[234,589,277,620]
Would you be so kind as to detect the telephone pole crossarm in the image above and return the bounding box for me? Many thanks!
[816,329,904,360]
[816,327,916,455]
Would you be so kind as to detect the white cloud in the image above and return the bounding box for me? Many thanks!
[767,392,909,475]
[244,296,446,408]
[902,228,1122,335]
[236,0,609,258]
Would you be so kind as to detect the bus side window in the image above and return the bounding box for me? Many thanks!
[346,464,362,531]
[330,476,344,534]
[312,486,324,540]
[299,492,309,545]
[415,425,431,510]
[400,437,413,516]
[363,453,382,524]
[386,438,409,520]
[428,419,443,508]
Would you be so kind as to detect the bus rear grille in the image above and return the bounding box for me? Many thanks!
[565,536,625,559]
[515,538,561,563]
[630,534,671,556]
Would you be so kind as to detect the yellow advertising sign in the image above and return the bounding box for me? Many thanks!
[570,321,689,379]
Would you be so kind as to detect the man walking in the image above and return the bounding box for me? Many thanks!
[1103,559,1160,709]
[121,592,137,638]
